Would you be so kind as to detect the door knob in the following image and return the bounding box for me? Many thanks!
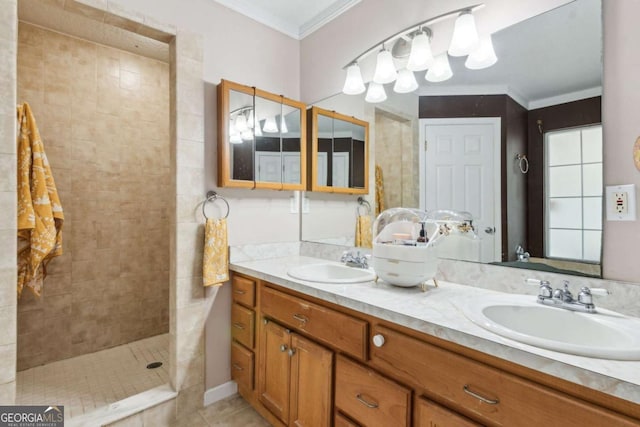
[484,227,495,234]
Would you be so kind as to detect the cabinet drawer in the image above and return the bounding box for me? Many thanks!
[231,303,255,349]
[415,396,481,427]
[231,341,254,391]
[232,275,256,308]
[335,355,411,427]
[335,412,360,427]
[261,286,368,360]
[371,325,638,427]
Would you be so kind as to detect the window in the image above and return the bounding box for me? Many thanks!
[545,125,602,262]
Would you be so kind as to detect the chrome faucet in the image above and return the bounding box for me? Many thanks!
[340,250,370,269]
[526,279,610,314]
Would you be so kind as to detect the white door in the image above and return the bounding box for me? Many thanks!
[332,152,349,188]
[255,151,281,183]
[282,152,300,184]
[317,152,328,186]
[419,118,501,263]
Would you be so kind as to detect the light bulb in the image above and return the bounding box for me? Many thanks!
[465,35,497,70]
[372,49,398,84]
[407,30,433,71]
[365,82,387,103]
[425,53,453,83]
[263,117,278,133]
[280,116,288,134]
[393,69,418,94]
[342,63,366,95]
[448,11,479,57]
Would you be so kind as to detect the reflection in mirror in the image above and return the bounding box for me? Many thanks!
[302,0,603,278]
[316,113,333,186]
[229,88,255,181]
[281,104,302,185]
[254,94,284,184]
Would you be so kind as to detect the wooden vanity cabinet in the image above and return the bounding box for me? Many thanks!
[230,274,257,393]
[230,273,640,427]
[257,318,333,426]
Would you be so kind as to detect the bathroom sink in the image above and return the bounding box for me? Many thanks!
[461,294,640,360]
[287,263,376,284]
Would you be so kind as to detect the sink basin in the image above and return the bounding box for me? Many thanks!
[461,294,640,360]
[287,263,376,284]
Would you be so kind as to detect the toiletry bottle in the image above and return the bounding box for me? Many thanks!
[417,222,428,246]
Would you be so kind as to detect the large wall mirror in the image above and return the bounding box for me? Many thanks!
[218,79,307,190]
[301,0,603,277]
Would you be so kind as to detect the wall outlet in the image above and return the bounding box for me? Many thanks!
[606,184,637,221]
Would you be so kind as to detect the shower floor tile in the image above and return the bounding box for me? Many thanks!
[16,333,169,419]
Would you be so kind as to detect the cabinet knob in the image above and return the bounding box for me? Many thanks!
[280,344,288,352]
[372,334,385,347]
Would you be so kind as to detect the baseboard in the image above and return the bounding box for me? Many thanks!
[203,380,238,407]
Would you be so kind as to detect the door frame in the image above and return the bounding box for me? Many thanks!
[419,117,502,262]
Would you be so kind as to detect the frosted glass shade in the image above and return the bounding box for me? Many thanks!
[247,109,255,128]
[465,35,497,70]
[394,69,418,93]
[425,53,453,82]
[241,130,253,141]
[372,49,398,84]
[230,134,243,144]
[263,117,278,133]
[365,82,387,103]
[342,63,366,95]
[254,122,263,137]
[448,11,479,57]
[407,31,433,71]
[280,116,288,134]
[234,114,248,132]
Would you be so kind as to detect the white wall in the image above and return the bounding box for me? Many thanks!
[111,0,302,391]
[602,0,640,282]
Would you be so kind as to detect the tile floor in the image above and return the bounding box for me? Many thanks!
[16,333,169,419]
[174,394,270,427]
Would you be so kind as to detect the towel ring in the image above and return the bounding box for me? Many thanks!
[356,196,372,216]
[515,154,529,174]
[202,191,230,220]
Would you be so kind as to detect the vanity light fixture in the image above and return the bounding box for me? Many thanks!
[343,62,366,95]
[365,81,387,103]
[372,48,398,84]
[394,68,419,93]
[234,114,248,132]
[465,34,497,69]
[425,53,453,82]
[448,10,480,57]
[341,4,494,102]
[406,28,433,71]
[263,116,279,133]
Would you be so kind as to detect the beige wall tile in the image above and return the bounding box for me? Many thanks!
[16,23,170,369]
[0,344,16,384]
[0,268,17,308]
[142,398,176,426]
[0,156,16,192]
[0,381,15,405]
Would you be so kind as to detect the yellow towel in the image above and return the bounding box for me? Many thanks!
[375,164,385,215]
[355,215,372,249]
[203,217,229,287]
[17,102,64,298]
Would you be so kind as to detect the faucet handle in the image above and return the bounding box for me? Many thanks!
[589,288,611,297]
[525,278,552,298]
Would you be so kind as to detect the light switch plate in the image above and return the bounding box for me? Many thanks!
[606,184,637,221]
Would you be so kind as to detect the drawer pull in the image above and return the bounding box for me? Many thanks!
[232,363,243,371]
[293,314,309,323]
[463,384,500,405]
[233,289,246,295]
[356,393,379,409]
[232,322,245,330]
[372,334,385,347]
[288,348,296,357]
[280,344,288,352]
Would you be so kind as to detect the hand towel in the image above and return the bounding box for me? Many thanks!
[17,102,64,298]
[375,164,385,215]
[355,215,372,249]
[203,217,229,286]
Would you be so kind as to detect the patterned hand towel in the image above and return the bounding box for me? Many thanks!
[17,102,64,298]
[203,217,229,286]
[355,215,373,249]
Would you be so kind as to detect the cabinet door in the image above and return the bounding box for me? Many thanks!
[289,333,333,427]
[257,319,291,423]
[414,396,481,427]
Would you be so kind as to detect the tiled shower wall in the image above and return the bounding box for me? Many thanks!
[375,110,418,209]
[16,23,169,370]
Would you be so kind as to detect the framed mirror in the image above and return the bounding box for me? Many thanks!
[217,79,306,190]
[308,106,369,194]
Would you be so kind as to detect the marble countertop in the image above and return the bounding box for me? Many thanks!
[231,255,640,406]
